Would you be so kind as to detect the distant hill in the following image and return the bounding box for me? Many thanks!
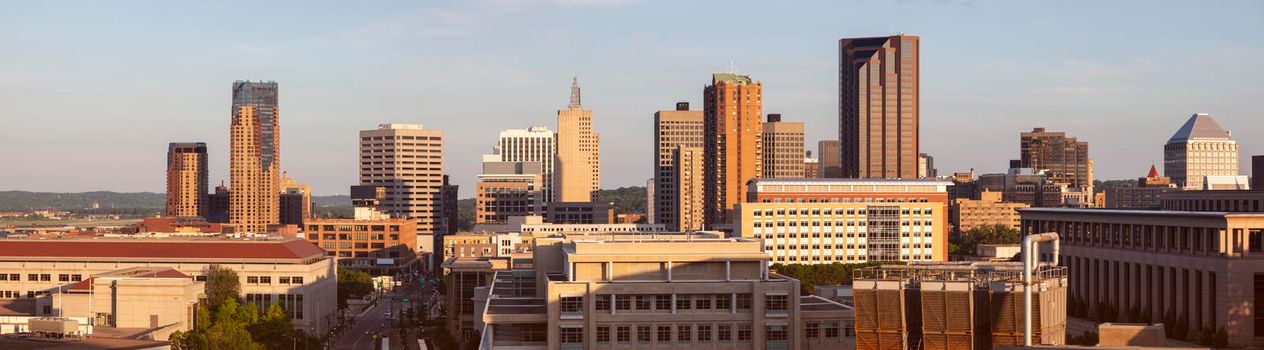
[312,195,350,207]
[0,191,165,211]
[595,186,647,215]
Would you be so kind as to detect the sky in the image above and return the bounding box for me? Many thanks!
[1,0,1262,196]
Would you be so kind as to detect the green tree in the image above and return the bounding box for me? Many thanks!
[337,268,374,310]
[770,262,896,295]
[950,224,1021,255]
[204,264,241,311]
[250,303,298,350]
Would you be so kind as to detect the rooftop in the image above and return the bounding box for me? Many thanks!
[1019,207,1264,218]
[0,237,325,262]
[1168,113,1232,142]
[65,267,192,292]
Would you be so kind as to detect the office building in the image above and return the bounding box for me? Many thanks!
[442,255,511,344]
[471,215,667,238]
[949,171,979,202]
[978,169,1067,208]
[280,173,311,224]
[165,142,208,218]
[918,153,936,178]
[675,146,706,231]
[1020,208,1264,347]
[544,202,613,225]
[476,234,854,350]
[491,126,556,203]
[818,140,842,178]
[1164,113,1238,190]
[853,262,1068,349]
[303,218,418,274]
[1020,128,1091,190]
[229,81,281,232]
[207,183,229,223]
[0,238,336,336]
[476,160,544,225]
[645,178,655,225]
[950,190,1028,236]
[653,102,705,231]
[556,76,601,202]
[736,178,951,263]
[442,174,460,235]
[1105,166,1178,209]
[838,34,919,179]
[359,123,444,234]
[803,151,819,179]
[762,114,806,179]
[1253,155,1264,190]
[704,73,763,225]
[1160,190,1264,212]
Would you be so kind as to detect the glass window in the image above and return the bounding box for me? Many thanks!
[738,324,752,341]
[637,325,651,344]
[698,324,712,342]
[825,322,840,338]
[615,295,631,310]
[694,294,711,310]
[806,322,820,338]
[616,326,631,344]
[560,327,584,345]
[635,295,652,310]
[718,324,733,341]
[595,295,611,311]
[765,294,788,312]
[560,296,583,317]
[655,294,672,311]
[596,326,610,343]
[716,294,732,310]
[737,294,752,309]
[676,294,691,310]
[677,324,692,342]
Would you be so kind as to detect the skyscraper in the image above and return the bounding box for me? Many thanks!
[165,142,208,218]
[674,146,705,231]
[1164,113,1238,190]
[555,76,601,202]
[803,151,819,178]
[704,72,763,225]
[491,126,555,202]
[838,34,920,179]
[359,124,445,234]
[1020,127,1091,189]
[653,102,704,229]
[229,81,280,232]
[761,113,805,178]
[818,139,842,178]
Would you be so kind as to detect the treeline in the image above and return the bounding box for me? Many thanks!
[770,261,895,295]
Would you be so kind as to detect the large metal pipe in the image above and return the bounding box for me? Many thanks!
[1023,232,1060,347]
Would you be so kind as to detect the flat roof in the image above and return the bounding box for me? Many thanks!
[0,238,325,261]
[751,178,953,186]
[1019,207,1264,218]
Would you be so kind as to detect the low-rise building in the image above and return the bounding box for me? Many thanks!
[1161,189,1264,212]
[544,202,615,224]
[303,218,419,274]
[471,215,666,237]
[950,190,1028,236]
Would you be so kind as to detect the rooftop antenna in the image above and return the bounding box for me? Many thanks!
[729,61,737,74]
[568,74,582,108]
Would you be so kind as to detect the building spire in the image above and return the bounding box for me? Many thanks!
[568,74,582,108]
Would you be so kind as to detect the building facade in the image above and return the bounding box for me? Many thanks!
[653,102,705,231]
[803,152,819,179]
[303,218,419,274]
[476,161,544,225]
[917,153,935,178]
[674,146,706,231]
[704,73,763,226]
[166,142,208,218]
[818,140,842,178]
[762,114,806,179]
[556,76,601,202]
[1164,113,1238,190]
[1105,166,1178,209]
[1021,208,1264,347]
[949,190,1028,236]
[229,81,281,232]
[359,124,445,235]
[1020,127,1091,190]
[493,127,556,203]
[545,202,614,225]
[838,34,919,179]
[1160,190,1264,212]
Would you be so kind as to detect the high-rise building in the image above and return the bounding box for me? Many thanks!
[492,126,556,202]
[803,151,819,178]
[838,34,919,179]
[652,102,705,229]
[917,153,936,178]
[1164,113,1238,190]
[165,142,208,218]
[704,73,763,225]
[644,178,655,225]
[441,175,459,236]
[359,124,444,235]
[1020,127,1091,189]
[279,172,311,227]
[1253,155,1264,190]
[674,146,705,231]
[818,140,842,178]
[555,76,601,202]
[207,183,229,223]
[476,160,544,225]
[761,114,806,178]
[229,81,281,232]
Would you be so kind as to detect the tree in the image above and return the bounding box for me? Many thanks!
[337,268,374,310]
[950,224,1021,255]
[250,303,298,350]
[770,262,896,295]
[204,264,241,311]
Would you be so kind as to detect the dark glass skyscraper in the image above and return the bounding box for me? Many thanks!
[229,81,280,232]
[838,34,919,179]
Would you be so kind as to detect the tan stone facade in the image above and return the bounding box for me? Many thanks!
[359,124,444,234]
[229,81,281,232]
[674,146,705,231]
[166,142,208,218]
[950,190,1028,235]
[762,117,806,179]
[556,77,601,202]
[1164,113,1239,190]
[653,104,704,231]
[304,218,419,272]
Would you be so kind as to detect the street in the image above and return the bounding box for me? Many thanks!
[332,279,439,350]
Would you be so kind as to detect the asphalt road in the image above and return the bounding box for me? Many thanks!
[333,281,436,350]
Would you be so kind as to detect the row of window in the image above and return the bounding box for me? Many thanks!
[0,273,82,283]
[592,323,757,345]
[245,276,305,285]
[753,220,934,227]
[568,294,787,315]
[754,208,933,216]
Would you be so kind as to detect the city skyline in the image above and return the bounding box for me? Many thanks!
[2,1,1262,195]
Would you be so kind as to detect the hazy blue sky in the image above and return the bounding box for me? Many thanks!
[1,1,1261,196]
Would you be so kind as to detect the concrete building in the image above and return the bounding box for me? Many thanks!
[803,151,819,179]
[950,190,1028,236]
[556,76,601,202]
[762,114,806,179]
[303,218,418,274]
[1204,175,1250,190]
[207,183,230,223]
[476,234,854,350]
[918,153,936,178]
[1020,128,1092,191]
[229,81,281,233]
[652,102,705,230]
[645,178,654,225]
[492,126,556,203]
[1164,113,1238,190]
[442,174,460,235]
[674,146,706,231]
[1020,208,1264,347]
[1105,166,1179,209]
[471,215,667,238]
[280,173,311,226]
[978,168,1068,208]
[1160,189,1264,212]
[477,160,544,225]
[1253,155,1264,190]
[165,142,208,218]
[704,72,764,226]
[853,262,1068,349]
[545,202,614,225]
[818,140,842,178]
[0,238,336,336]
[736,178,952,263]
[443,256,512,345]
[359,123,444,234]
[839,34,919,179]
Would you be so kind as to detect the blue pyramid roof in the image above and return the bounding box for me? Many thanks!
[1168,113,1231,142]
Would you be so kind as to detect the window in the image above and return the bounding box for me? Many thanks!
[635,295,652,310]
[676,294,691,310]
[698,324,712,342]
[279,277,291,284]
[615,295,631,310]
[694,294,711,310]
[716,294,732,311]
[247,276,259,284]
[766,294,788,312]
[58,274,69,282]
[806,322,820,338]
[616,326,631,344]
[657,325,672,342]
[637,325,651,344]
[40,274,50,281]
[596,326,611,343]
[825,322,840,338]
[655,294,672,311]
[8,274,16,281]
[677,324,692,342]
[737,294,752,309]
[71,275,81,282]
[718,324,733,341]
[560,296,583,317]
[292,276,303,284]
[738,324,752,341]
[560,327,584,346]
[595,295,611,311]
[28,274,37,281]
